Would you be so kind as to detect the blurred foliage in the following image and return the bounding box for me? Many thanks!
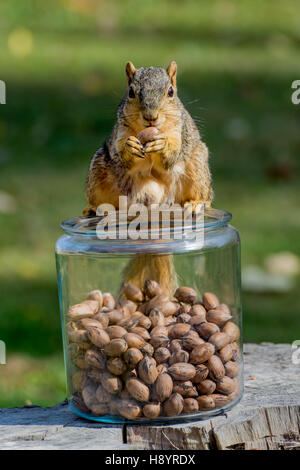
[0,0,299,406]
[0,354,65,407]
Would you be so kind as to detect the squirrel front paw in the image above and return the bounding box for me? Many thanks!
[124,136,145,161]
[184,200,205,218]
[144,133,167,154]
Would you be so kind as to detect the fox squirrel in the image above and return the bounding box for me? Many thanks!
[84,61,213,294]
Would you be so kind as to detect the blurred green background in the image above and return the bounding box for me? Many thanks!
[0,0,299,407]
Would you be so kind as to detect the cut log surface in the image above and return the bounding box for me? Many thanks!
[0,343,299,450]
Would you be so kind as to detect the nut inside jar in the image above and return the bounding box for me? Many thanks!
[68,281,241,420]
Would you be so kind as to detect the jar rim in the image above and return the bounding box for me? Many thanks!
[60,207,232,240]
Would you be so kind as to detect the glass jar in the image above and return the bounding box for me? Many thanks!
[55,208,243,423]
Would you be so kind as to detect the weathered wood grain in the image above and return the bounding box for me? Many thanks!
[0,344,299,450]
[0,401,127,450]
[126,343,300,450]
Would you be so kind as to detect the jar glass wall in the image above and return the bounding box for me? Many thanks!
[55,208,243,423]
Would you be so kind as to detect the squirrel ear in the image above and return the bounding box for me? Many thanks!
[126,61,136,84]
[166,61,177,87]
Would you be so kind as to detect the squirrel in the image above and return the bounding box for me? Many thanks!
[84,61,213,294]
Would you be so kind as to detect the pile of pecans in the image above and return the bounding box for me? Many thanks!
[67,281,241,420]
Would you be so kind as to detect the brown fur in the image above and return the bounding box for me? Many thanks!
[83,62,213,295]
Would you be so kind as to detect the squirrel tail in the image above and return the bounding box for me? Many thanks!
[121,253,177,297]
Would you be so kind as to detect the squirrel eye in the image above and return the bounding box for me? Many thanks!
[168,86,174,97]
[129,86,135,98]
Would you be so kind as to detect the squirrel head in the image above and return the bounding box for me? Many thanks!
[121,61,179,128]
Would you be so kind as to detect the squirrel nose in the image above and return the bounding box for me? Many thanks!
[143,114,158,124]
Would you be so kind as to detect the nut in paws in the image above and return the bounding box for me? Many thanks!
[125,136,145,159]
[144,133,167,154]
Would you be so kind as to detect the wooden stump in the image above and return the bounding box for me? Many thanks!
[0,343,299,450]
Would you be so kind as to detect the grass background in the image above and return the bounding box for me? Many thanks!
[0,0,299,406]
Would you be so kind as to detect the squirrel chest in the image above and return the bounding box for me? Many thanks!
[128,155,185,206]
[123,119,184,206]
